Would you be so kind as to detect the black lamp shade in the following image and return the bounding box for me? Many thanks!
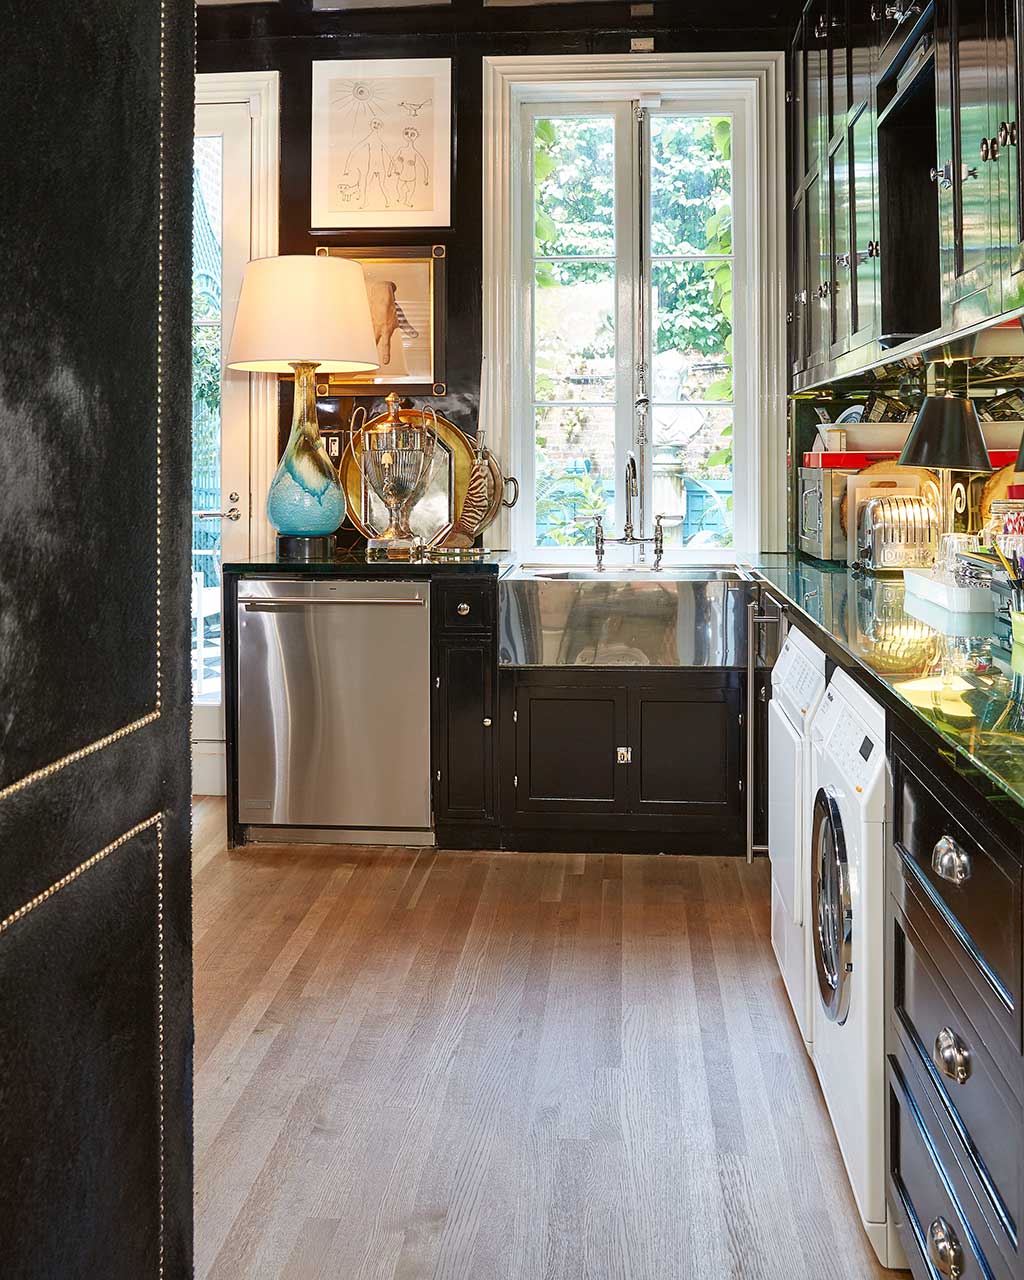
[898,394,992,472]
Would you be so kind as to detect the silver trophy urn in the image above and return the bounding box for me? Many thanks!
[353,393,437,559]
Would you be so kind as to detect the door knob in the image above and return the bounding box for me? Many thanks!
[934,1027,972,1084]
[927,1217,964,1278]
[193,507,241,521]
[456,602,471,616]
[932,834,971,885]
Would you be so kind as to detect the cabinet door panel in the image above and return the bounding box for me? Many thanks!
[831,0,851,136]
[806,169,829,367]
[1001,0,1024,302]
[851,103,881,343]
[436,640,495,823]
[937,0,1000,320]
[807,0,829,170]
[830,134,854,351]
[514,685,629,814]
[628,678,741,818]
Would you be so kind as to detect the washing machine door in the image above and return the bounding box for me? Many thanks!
[811,786,853,1025]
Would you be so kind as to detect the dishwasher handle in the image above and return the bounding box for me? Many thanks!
[243,597,427,611]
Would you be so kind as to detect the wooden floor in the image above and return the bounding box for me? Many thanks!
[193,797,894,1280]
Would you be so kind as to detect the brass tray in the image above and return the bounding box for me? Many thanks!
[340,406,476,548]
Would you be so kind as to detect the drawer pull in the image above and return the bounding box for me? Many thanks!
[934,1027,972,1084]
[932,835,972,886]
[456,602,471,616]
[928,1216,965,1278]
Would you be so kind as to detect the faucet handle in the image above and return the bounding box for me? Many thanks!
[575,514,605,569]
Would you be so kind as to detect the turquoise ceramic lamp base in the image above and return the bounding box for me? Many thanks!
[267,360,345,561]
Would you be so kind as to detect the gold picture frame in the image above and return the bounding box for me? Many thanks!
[314,244,446,395]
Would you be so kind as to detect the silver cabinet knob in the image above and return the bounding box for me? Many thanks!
[932,835,971,886]
[934,1027,972,1084]
[927,1217,964,1278]
[483,718,492,727]
[456,602,471,616]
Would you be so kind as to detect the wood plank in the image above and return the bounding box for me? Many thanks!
[192,798,897,1280]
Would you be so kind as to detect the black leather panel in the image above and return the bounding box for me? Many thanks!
[0,0,163,789]
[0,826,162,1278]
[0,1,195,1275]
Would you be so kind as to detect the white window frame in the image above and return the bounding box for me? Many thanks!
[481,54,787,561]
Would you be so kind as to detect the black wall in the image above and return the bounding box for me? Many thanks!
[198,0,797,511]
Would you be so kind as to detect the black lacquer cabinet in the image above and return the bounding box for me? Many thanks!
[431,576,499,846]
[499,668,745,855]
[886,721,1024,1280]
[789,0,1024,389]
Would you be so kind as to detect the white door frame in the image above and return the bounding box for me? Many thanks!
[481,53,787,555]
[195,70,280,561]
[192,71,279,795]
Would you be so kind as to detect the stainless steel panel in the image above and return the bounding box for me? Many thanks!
[498,571,753,667]
[236,577,431,833]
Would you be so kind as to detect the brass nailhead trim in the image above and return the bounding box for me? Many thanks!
[0,814,162,935]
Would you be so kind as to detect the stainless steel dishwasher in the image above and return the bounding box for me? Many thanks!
[236,577,433,843]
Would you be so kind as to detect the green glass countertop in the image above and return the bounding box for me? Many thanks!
[747,554,1024,815]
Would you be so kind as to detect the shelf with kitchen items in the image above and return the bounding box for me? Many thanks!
[316,391,519,562]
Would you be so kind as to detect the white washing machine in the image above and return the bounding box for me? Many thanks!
[768,626,827,1052]
[809,668,904,1270]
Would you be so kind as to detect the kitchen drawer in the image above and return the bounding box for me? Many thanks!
[890,738,1022,1048]
[889,1045,1013,1280]
[893,908,1021,1253]
[434,579,494,633]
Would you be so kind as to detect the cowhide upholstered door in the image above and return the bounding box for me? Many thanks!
[0,2,194,1275]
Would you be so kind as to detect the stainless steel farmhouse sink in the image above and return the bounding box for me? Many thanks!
[499,564,755,667]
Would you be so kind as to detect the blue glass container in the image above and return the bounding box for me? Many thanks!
[266,361,345,536]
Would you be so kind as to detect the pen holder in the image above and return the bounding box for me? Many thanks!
[1012,611,1024,646]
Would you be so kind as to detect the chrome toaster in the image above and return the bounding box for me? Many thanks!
[853,494,938,573]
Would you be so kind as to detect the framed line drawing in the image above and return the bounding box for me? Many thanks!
[314,244,447,395]
[311,57,452,229]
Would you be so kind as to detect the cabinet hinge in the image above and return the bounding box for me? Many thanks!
[513,709,518,723]
[436,769,441,782]
[785,90,794,104]
[435,676,441,689]
[738,778,744,793]
[514,774,518,788]
[738,712,744,727]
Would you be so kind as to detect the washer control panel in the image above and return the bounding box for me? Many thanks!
[817,686,884,793]
[772,636,826,718]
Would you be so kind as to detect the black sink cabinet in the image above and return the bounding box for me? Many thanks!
[498,667,746,855]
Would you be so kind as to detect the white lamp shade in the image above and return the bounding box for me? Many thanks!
[226,254,380,374]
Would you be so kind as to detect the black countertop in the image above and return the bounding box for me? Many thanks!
[223,551,513,577]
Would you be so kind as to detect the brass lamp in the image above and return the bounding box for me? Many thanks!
[898,392,992,533]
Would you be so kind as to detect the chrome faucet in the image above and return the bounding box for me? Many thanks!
[577,448,684,572]
[622,450,639,540]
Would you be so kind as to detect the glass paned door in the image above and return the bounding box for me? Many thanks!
[192,102,252,743]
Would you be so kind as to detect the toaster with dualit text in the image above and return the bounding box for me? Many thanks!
[853,495,938,573]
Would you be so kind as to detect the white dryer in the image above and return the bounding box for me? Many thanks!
[768,626,827,1051]
[809,668,904,1269]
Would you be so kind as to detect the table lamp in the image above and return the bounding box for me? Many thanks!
[227,254,379,561]
[898,391,992,535]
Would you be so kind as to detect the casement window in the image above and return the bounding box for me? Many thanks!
[491,64,782,563]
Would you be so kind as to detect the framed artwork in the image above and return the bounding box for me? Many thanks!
[311,57,452,229]
[314,244,447,395]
